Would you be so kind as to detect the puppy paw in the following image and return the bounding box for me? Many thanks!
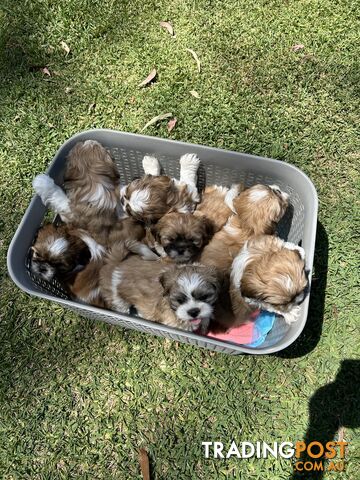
[283,306,301,325]
[180,153,200,170]
[32,174,55,203]
[142,155,160,176]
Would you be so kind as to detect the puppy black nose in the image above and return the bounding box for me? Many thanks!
[177,248,185,255]
[188,308,200,318]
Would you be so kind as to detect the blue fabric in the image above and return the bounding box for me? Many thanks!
[245,311,277,347]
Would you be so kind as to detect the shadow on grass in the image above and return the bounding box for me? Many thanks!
[291,360,360,479]
[276,221,328,359]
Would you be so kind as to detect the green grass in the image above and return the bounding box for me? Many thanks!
[0,0,359,478]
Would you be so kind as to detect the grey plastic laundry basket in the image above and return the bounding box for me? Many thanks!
[7,129,318,355]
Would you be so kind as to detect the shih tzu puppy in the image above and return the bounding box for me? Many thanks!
[230,235,309,325]
[200,184,289,272]
[194,183,243,232]
[29,223,106,306]
[120,153,200,224]
[32,140,125,242]
[100,251,221,333]
[30,223,95,282]
[145,212,213,263]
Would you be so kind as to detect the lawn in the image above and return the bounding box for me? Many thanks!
[0,0,359,478]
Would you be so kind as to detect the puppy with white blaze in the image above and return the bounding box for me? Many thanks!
[29,223,106,306]
[120,153,200,224]
[230,235,309,325]
[100,250,221,333]
[200,183,289,273]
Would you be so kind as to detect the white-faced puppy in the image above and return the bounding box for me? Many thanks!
[32,140,123,238]
[100,253,220,333]
[230,235,309,325]
[194,183,243,232]
[120,154,200,224]
[146,212,213,263]
[200,184,289,272]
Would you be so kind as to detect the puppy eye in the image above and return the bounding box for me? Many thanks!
[175,294,187,304]
[197,294,210,302]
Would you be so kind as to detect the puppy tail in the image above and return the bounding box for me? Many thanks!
[125,239,159,261]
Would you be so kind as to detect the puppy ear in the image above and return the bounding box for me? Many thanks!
[204,217,215,240]
[159,269,174,295]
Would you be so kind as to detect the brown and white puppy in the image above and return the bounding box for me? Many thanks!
[32,140,124,242]
[194,184,243,232]
[200,184,289,273]
[230,235,309,325]
[30,223,94,282]
[29,223,106,306]
[100,252,221,333]
[146,212,213,263]
[120,154,200,224]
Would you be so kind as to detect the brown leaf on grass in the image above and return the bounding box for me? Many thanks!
[167,117,177,132]
[291,43,305,52]
[139,449,150,480]
[160,21,175,37]
[88,103,96,114]
[141,112,172,131]
[186,48,201,73]
[190,90,200,98]
[138,68,157,87]
[60,41,70,55]
[42,67,51,76]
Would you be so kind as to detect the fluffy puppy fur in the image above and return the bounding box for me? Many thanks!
[100,252,221,333]
[32,140,124,241]
[30,223,106,306]
[194,184,243,232]
[145,212,213,263]
[120,154,200,224]
[200,184,289,273]
[230,235,309,325]
[30,223,93,282]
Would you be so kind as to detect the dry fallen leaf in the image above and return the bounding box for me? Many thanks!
[139,449,150,480]
[291,43,305,52]
[60,40,70,55]
[190,90,200,98]
[160,21,175,37]
[186,48,201,73]
[141,112,172,131]
[138,68,157,87]
[88,103,96,114]
[42,67,51,76]
[65,87,73,94]
[167,117,177,132]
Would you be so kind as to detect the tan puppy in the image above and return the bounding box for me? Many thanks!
[120,154,200,224]
[33,140,123,239]
[200,184,289,273]
[145,212,213,263]
[194,184,243,232]
[100,252,221,333]
[230,235,309,325]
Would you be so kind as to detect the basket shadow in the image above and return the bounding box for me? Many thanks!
[291,360,360,479]
[275,221,328,359]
